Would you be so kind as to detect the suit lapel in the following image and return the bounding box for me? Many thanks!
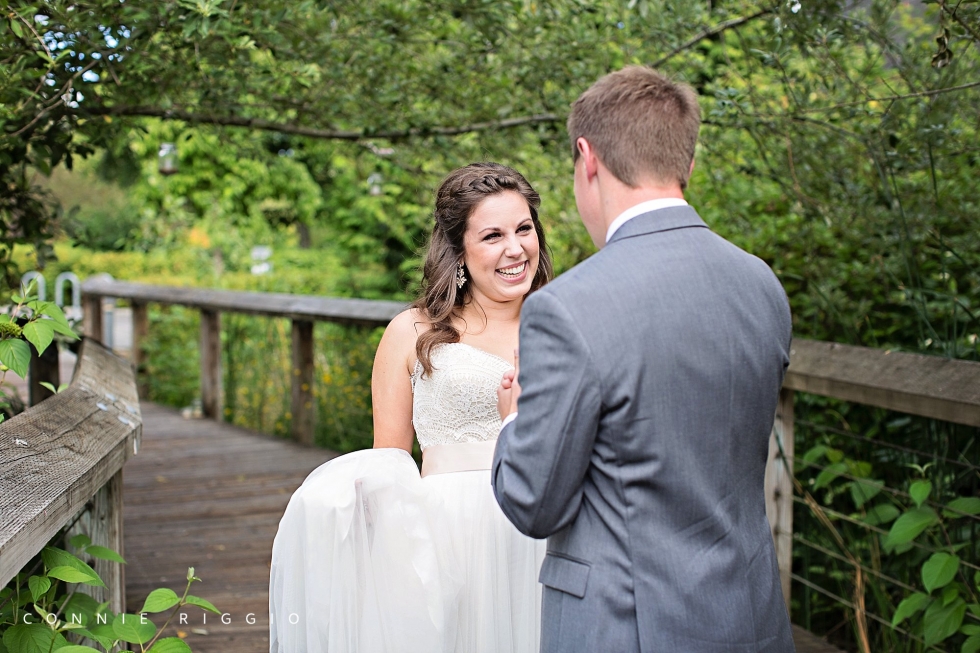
[605,206,709,246]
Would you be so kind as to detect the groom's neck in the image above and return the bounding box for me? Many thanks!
[598,177,686,229]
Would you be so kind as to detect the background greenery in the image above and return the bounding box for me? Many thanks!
[4,0,980,650]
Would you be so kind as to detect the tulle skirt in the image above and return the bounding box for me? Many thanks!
[269,447,546,653]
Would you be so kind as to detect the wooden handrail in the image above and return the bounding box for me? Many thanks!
[785,339,980,427]
[81,278,406,326]
[81,278,407,445]
[0,339,141,612]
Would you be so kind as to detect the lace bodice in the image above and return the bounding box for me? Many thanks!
[411,343,513,451]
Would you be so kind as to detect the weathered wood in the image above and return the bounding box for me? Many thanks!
[132,301,150,398]
[123,403,336,653]
[785,339,980,427]
[28,339,59,406]
[66,468,126,613]
[290,320,315,445]
[200,310,223,420]
[765,387,795,610]
[83,293,103,342]
[82,278,406,327]
[0,339,141,589]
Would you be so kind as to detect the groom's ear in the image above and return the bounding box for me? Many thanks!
[576,138,599,181]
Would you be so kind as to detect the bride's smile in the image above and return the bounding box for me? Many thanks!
[462,190,540,304]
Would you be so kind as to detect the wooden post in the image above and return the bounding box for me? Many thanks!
[765,387,795,611]
[28,339,59,406]
[83,293,103,343]
[65,469,126,614]
[132,301,149,398]
[200,310,222,419]
[291,320,315,445]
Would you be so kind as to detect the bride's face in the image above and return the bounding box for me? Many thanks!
[461,191,540,304]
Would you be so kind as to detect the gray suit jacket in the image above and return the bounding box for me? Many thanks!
[492,206,795,653]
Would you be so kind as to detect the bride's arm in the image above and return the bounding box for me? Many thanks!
[371,309,418,453]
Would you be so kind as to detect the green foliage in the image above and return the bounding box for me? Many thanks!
[796,405,980,651]
[0,280,78,419]
[0,540,216,653]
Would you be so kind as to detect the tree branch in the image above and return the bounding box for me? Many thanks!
[75,105,561,141]
[798,79,980,113]
[939,0,980,44]
[650,7,775,69]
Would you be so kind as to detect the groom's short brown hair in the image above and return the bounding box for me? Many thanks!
[568,66,701,190]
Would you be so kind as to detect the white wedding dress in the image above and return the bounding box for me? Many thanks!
[269,343,546,653]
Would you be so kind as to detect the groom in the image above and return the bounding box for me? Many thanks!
[493,66,795,652]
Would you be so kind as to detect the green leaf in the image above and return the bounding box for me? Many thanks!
[47,565,99,584]
[924,597,966,646]
[802,445,827,464]
[963,634,980,653]
[892,592,931,626]
[112,613,157,645]
[42,548,105,588]
[185,595,220,614]
[910,480,932,508]
[84,623,118,649]
[60,591,102,626]
[1,623,68,653]
[850,479,883,508]
[27,575,50,602]
[71,628,114,651]
[883,506,938,550]
[962,624,980,636]
[0,339,31,378]
[55,647,103,653]
[22,320,54,355]
[943,584,961,605]
[147,637,194,653]
[923,553,961,594]
[945,497,980,518]
[84,545,126,564]
[48,318,78,338]
[814,462,848,489]
[863,503,900,526]
[69,534,92,550]
[141,588,180,613]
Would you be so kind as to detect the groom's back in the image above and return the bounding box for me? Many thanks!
[542,205,793,652]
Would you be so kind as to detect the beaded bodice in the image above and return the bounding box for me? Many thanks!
[411,343,513,451]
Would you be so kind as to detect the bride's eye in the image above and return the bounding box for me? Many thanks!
[518,224,533,233]
[483,232,501,241]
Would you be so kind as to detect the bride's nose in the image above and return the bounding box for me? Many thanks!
[503,235,523,258]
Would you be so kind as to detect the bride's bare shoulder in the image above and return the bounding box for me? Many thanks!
[378,308,432,372]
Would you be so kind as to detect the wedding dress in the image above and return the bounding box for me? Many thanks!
[269,342,546,653]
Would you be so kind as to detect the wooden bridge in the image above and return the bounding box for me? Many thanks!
[5,279,980,652]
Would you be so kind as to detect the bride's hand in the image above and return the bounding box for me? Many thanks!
[496,349,521,421]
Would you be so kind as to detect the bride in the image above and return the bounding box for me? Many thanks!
[269,162,554,653]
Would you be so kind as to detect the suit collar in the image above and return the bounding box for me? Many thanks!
[604,205,708,246]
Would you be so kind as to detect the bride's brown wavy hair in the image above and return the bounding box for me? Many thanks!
[412,162,553,376]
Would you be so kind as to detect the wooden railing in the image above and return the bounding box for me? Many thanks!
[0,339,142,612]
[764,340,980,612]
[81,277,406,445]
[80,279,980,622]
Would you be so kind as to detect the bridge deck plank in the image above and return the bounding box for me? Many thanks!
[124,403,843,652]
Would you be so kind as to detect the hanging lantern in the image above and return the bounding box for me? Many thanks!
[158,143,178,175]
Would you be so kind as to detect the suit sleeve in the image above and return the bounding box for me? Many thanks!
[491,289,601,539]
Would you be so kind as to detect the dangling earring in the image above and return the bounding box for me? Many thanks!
[456,262,467,289]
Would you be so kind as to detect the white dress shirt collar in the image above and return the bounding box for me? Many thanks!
[605,198,689,245]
